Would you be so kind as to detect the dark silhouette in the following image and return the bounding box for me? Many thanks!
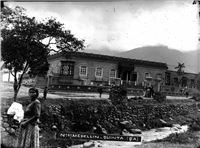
[43,86,48,100]
[98,85,103,98]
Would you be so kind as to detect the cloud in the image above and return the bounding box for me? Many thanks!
[6,1,199,52]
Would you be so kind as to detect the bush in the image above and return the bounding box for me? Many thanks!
[189,117,200,131]
[109,85,128,106]
[190,93,200,102]
[153,92,166,103]
[154,131,198,144]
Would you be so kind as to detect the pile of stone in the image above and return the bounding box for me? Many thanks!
[1,112,19,148]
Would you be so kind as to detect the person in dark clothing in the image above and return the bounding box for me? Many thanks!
[185,87,189,98]
[150,86,154,98]
[98,85,103,98]
[43,86,48,100]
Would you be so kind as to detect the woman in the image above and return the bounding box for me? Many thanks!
[16,87,41,148]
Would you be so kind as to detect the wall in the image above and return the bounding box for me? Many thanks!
[166,71,197,93]
[135,65,166,91]
[72,57,118,85]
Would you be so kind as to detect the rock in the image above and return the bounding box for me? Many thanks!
[3,123,9,128]
[94,125,107,135]
[9,128,15,134]
[130,129,142,134]
[83,141,95,148]
[159,119,167,124]
[121,129,133,136]
[0,120,3,125]
[173,124,182,129]
[1,126,5,132]
[119,121,130,126]
[51,125,57,131]
[119,121,137,131]
[1,132,9,140]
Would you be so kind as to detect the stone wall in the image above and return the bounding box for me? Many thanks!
[38,99,200,134]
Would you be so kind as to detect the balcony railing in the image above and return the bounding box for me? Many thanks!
[121,80,138,87]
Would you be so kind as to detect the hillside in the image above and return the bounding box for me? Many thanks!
[116,45,199,73]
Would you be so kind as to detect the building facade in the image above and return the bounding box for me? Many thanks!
[21,51,198,94]
[46,52,169,92]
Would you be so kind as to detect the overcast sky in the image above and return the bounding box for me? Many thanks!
[7,0,199,52]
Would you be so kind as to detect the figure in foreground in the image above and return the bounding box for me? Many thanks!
[16,87,41,148]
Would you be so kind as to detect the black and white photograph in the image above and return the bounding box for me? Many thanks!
[1,0,200,148]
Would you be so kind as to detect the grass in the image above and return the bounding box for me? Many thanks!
[153,131,199,144]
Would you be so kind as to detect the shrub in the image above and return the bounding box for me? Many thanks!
[154,131,198,144]
[189,117,200,131]
[190,93,200,102]
[153,92,166,103]
[109,85,128,106]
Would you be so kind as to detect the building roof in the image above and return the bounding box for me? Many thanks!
[48,51,168,69]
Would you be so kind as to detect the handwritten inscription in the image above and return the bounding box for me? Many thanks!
[56,132,142,142]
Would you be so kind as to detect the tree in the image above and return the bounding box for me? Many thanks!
[175,62,185,88]
[1,5,85,101]
[195,73,200,90]
[192,1,200,90]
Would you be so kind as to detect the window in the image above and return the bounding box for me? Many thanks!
[109,69,116,78]
[145,73,150,78]
[132,72,137,81]
[61,61,74,76]
[191,79,195,87]
[156,74,162,79]
[174,77,178,86]
[95,67,103,77]
[182,77,187,87]
[79,66,87,76]
[165,73,170,85]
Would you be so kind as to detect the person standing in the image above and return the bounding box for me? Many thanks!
[16,87,41,148]
[43,86,48,100]
[185,86,189,98]
[98,85,103,98]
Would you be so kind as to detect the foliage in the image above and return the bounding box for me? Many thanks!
[190,93,200,102]
[154,131,198,144]
[175,62,185,87]
[175,62,185,76]
[195,73,200,90]
[189,117,200,131]
[109,85,128,106]
[153,92,166,103]
[1,5,85,100]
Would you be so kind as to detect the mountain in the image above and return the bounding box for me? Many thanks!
[115,45,199,73]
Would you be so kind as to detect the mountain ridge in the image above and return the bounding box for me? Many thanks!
[115,45,199,73]
[84,45,199,73]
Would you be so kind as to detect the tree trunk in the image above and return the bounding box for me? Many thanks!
[13,79,18,102]
[13,89,19,102]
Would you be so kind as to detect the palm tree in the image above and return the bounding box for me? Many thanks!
[175,63,185,88]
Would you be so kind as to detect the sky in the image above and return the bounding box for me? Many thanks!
[6,0,199,53]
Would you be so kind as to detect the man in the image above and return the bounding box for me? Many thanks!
[43,86,48,100]
[98,85,103,98]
